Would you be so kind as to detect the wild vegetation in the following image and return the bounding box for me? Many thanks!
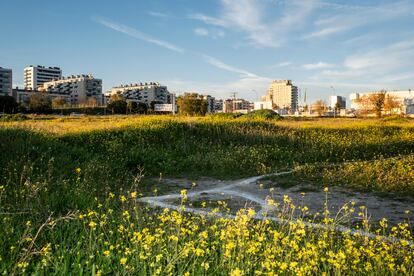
[1,115,414,274]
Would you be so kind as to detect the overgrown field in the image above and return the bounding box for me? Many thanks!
[1,115,414,274]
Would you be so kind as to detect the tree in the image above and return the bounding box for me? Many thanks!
[312,100,327,117]
[0,95,18,113]
[127,101,138,114]
[136,102,148,114]
[368,91,385,117]
[86,97,98,107]
[176,93,208,116]
[107,95,127,114]
[52,97,66,114]
[29,92,52,113]
[384,94,401,115]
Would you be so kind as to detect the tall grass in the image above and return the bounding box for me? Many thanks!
[1,116,414,274]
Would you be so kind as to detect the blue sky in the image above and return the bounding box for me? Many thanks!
[1,0,414,103]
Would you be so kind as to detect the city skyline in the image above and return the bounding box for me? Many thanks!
[1,0,414,102]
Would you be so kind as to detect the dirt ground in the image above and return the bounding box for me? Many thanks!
[140,173,414,226]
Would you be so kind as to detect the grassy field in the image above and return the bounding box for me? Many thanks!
[1,115,414,274]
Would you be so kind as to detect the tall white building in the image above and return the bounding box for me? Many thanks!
[38,74,103,105]
[263,80,298,113]
[107,82,170,105]
[24,65,62,89]
[0,67,12,96]
[329,95,346,109]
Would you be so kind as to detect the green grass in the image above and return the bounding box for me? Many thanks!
[1,115,414,274]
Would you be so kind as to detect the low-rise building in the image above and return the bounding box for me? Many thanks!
[253,101,273,111]
[223,98,253,113]
[0,67,12,96]
[38,74,103,106]
[12,88,71,106]
[106,82,170,105]
[350,89,414,115]
[214,99,224,113]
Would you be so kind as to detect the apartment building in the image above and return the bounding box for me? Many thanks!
[263,80,298,112]
[0,67,12,96]
[106,82,170,105]
[24,65,62,89]
[38,74,103,105]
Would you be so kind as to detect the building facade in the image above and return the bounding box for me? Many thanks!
[350,90,414,114]
[203,95,216,114]
[0,67,12,96]
[263,80,298,112]
[107,82,170,105]
[253,101,273,111]
[24,65,62,90]
[329,95,346,109]
[38,74,103,106]
[12,88,71,106]
[223,98,253,113]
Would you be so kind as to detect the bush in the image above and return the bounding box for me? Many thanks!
[242,109,282,120]
[0,114,29,122]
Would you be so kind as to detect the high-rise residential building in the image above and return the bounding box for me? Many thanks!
[106,82,170,105]
[329,95,346,109]
[24,65,62,89]
[264,80,298,112]
[38,74,103,105]
[0,67,12,96]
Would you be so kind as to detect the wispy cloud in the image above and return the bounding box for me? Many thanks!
[303,1,414,39]
[92,16,184,53]
[302,62,335,70]
[194,28,225,38]
[270,61,292,68]
[148,11,170,19]
[190,0,317,48]
[202,54,263,79]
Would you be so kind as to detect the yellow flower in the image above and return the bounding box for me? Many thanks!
[201,262,209,270]
[120,257,127,265]
[130,191,137,199]
[103,250,110,257]
[89,221,97,230]
[75,168,81,174]
[324,187,329,192]
[230,268,243,276]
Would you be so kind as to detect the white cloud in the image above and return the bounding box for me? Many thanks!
[92,16,184,53]
[190,0,317,48]
[303,1,414,39]
[309,39,414,88]
[302,62,335,70]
